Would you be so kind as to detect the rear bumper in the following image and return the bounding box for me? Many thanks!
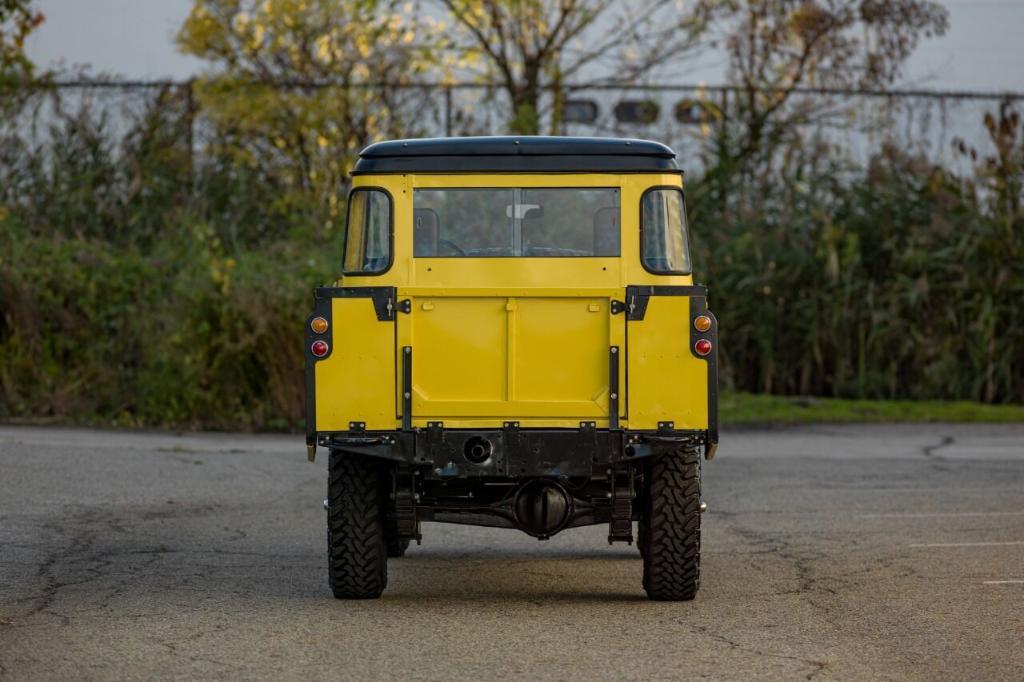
[314,425,708,478]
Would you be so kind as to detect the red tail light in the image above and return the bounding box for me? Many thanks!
[311,340,329,357]
[694,339,712,356]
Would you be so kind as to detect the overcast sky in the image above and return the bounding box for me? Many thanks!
[24,0,1024,92]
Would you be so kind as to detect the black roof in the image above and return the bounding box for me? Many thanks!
[352,136,679,174]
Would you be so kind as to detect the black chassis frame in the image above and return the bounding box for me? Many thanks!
[317,423,708,478]
[317,424,708,539]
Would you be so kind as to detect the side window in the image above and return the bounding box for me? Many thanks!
[641,188,691,274]
[343,189,391,274]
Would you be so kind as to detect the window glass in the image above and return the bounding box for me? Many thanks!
[343,189,391,274]
[641,188,691,274]
[413,188,620,257]
[414,189,514,256]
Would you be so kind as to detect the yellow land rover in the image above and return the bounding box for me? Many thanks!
[305,136,717,601]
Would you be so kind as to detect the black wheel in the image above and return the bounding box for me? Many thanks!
[327,451,387,599]
[641,445,701,601]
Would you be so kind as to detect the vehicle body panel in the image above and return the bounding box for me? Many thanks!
[311,171,712,434]
[312,295,396,431]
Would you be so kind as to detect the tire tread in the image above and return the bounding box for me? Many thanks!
[327,451,387,599]
[642,445,701,601]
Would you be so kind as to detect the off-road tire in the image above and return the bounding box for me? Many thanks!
[327,451,387,599]
[641,445,701,601]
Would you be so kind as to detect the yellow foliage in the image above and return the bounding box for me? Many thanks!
[177,0,446,225]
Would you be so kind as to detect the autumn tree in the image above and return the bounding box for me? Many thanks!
[178,0,444,236]
[714,0,950,166]
[435,0,722,134]
[0,0,42,84]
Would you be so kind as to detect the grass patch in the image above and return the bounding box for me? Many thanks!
[721,392,1024,426]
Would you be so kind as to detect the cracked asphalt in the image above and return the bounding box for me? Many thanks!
[2,424,1023,680]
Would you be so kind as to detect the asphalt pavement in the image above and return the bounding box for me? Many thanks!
[1,424,1023,680]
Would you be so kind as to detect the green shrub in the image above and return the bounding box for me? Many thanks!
[0,217,337,428]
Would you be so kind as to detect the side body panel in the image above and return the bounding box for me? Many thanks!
[314,297,395,431]
[627,295,709,431]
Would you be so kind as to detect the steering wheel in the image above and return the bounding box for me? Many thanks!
[439,238,467,256]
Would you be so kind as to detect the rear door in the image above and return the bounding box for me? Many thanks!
[397,290,625,425]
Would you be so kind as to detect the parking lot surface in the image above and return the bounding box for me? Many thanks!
[1,424,1023,680]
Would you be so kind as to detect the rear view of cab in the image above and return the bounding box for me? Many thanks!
[305,137,717,601]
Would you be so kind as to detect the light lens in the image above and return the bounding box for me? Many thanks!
[311,340,329,357]
[310,316,329,334]
[694,339,712,356]
[694,315,712,332]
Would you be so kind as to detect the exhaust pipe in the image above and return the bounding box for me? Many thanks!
[513,479,572,539]
[463,436,492,464]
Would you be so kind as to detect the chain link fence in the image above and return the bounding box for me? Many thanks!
[5,79,1022,174]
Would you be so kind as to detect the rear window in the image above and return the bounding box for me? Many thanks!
[641,188,691,274]
[343,189,391,274]
[413,188,620,257]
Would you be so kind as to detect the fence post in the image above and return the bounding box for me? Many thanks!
[444,86,453,137]
[184,78,196,188]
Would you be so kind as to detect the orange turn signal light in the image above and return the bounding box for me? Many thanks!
[694,315,712,332]
[310,316,329,334]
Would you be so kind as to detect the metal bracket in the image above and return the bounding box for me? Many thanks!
[397,298,412,314]
[623,285,707,322]
[348,421,366,433]
[627,292,650,321]
[426,421,444,448]
[314,286,398,321]
[609,347,620,430]
[401,347,413,431]
[657,421,675,434]
[503,421,521,455]
[610,300,626,315]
